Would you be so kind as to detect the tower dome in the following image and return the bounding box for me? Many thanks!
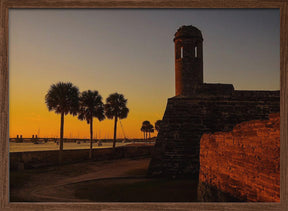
[174,25,203,41]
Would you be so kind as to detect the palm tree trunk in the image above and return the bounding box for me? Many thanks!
[113,115,118,149]
[59,112,64,165]
[89,117,93,159]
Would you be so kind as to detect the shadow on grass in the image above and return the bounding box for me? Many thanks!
[70,177,199,202]
[10,158,200,202]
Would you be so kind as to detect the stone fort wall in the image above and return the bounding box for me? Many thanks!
[147,90,279,178]
[199,113,280,202]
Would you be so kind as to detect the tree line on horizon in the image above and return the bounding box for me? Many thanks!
[141,120,162,142]
[45,81,129,164]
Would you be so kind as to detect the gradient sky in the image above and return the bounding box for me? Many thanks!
[9,9,280,139]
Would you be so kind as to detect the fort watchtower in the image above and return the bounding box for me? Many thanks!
[174,25,203,96]
[147,25,279,179]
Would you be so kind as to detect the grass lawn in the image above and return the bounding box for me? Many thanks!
[71,177,198,202]
[10,158,199,202]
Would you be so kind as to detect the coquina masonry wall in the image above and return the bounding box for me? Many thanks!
[199,113,280,202]
[147,91,279,178]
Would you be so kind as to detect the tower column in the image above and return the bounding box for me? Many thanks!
[174,25,203,96]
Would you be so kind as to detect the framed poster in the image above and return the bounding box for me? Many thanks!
[1,0,287,210]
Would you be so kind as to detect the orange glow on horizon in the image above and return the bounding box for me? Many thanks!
[9,90,164,139]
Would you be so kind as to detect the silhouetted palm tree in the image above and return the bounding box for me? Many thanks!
[141,125,146,141]
[45,82,79,164]
[155,120,162,132]
[78,90,105,159]
[141,120,150,142]
[147,123,154,139]
[104,93,129,149]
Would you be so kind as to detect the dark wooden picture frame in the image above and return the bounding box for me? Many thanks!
[1,0,287,210]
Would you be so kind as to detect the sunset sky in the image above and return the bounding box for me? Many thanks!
[9,9,280,139]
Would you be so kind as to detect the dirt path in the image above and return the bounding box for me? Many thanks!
[11,158,151,202]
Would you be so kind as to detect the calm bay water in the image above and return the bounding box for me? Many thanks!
[9,141,130,152]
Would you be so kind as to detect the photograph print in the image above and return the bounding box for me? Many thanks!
[9,9,280,202]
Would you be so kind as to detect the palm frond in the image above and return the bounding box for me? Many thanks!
[104,92,129,120]
[78,90,105,123]
[45,82,79,115]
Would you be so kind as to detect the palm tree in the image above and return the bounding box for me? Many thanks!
[141,120,150,142]
[104,93,129,149]
[78,90,105,159]
[155,120,162,132]
[141,125,146,141]
[45,82,79,164]
[147,123,154,140]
